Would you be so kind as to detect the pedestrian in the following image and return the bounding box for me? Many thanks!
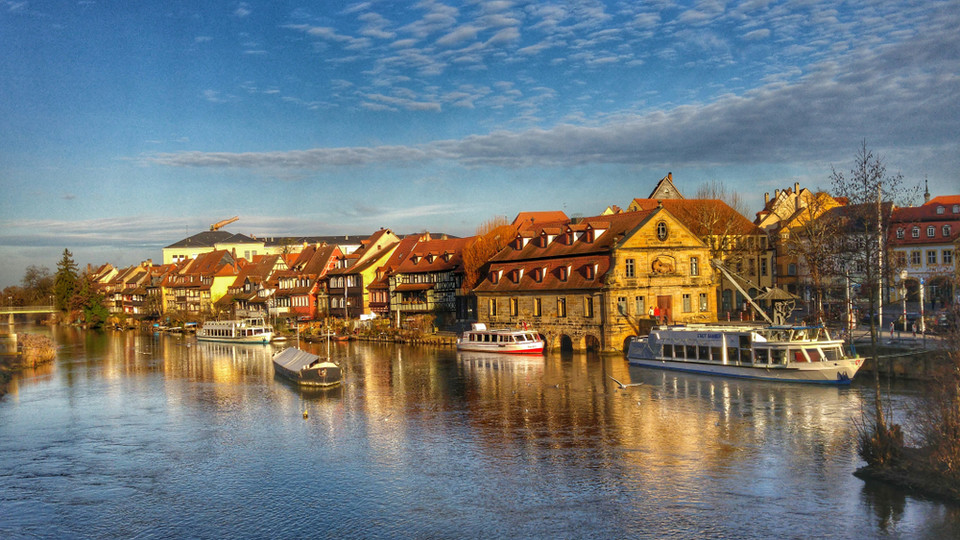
[912,321,917,339]
[889,321,894,340]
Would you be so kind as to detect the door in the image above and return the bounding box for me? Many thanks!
[657,295,672,324]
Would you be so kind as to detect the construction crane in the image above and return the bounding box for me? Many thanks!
[210,216,239,231]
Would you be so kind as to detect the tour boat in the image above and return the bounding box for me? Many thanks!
[272,347,342,387]
[457,323,544,355]
[626,324,863,384]
[196,317,274,344]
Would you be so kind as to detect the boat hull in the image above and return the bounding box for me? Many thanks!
[627,355,862,384]
[196,333,273,344]
[273,362,342,387]
[456,343,544,355]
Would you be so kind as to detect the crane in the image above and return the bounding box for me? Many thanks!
[210,216,239,231]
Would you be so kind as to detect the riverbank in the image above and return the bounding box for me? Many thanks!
[855,447,960,504]
[0,334,56,399]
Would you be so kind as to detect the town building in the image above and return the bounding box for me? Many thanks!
[389,235,471,330]
[889,195,960,308]
[326,229,401,320]
[473,206,716,353]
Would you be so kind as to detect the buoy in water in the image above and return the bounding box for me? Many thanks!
[302,410,309,419]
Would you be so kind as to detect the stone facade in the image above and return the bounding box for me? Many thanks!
[474,207,716,353]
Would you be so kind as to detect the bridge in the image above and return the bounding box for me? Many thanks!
[1,305,56,325]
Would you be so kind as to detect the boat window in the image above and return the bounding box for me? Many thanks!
[698,346,709,361]
[663,344,673,357]
[686,345,697,359]
[755,349,769,364]
[771,349,785,365]
[823,348,840,361]
[727,347,739,363]
[793,350,808,363]
[807,348,822,362]
[710,346,722,362]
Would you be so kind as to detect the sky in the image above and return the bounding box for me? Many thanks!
[2,0,958,288]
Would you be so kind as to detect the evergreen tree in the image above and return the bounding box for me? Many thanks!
[54,249,79,312]
[73,276,109,329]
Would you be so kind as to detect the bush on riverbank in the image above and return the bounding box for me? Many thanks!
[856,323,960,503]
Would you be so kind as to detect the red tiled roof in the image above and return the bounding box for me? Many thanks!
[474,255,610,293]
[630,199,762,236]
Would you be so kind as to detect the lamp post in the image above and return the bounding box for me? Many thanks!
[899,270,908,335]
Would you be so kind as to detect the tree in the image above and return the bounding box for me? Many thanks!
[54,249,79,312]
[72,275,109,329]
[782,192,843,320]
[829,141,909,465]
[21,265,54,304]
[462,215,514,290]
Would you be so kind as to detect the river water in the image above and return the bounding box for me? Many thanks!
[1,325,958,539]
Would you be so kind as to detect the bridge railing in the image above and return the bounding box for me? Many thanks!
[0,305,57,313]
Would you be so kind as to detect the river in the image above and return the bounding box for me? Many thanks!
[1,325,958,539]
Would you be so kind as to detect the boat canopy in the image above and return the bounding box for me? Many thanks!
[273,348,321,371]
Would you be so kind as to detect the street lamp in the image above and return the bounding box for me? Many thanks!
[899,270,908,334]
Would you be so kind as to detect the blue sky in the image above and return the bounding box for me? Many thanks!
[2,0,958,287]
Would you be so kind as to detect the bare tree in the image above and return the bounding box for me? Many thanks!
[462,215,513,290]
[829,141,908,465]
[782,192,842,319]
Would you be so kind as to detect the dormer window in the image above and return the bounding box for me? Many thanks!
[584,265,594,280]
[533,268,544,283]
[944,225,952,237]
[489,271,499,284]
[510,269,520,284]
[912,227,920,238]
[565,231,574,244]
[937,206,945,215]
[896,228,904,239]
[954,205,960,214]
[927,226,935,238]
[427,254,435,263]
[558,266,568,281]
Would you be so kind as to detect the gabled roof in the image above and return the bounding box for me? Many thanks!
[182,250,235,276]
[474,255,610,293]
[647,172,684,200]
[629,199,762,237]
[397,236,471,274]
[367,234,426,289]
[492,209,657,263]
[512,211,569,227]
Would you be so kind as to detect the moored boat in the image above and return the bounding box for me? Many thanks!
[197,317,274,344]
[272,347,342,387]
[626,324,863,384]
[456,323,544,355]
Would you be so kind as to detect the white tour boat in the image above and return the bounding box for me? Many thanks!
[457,323,544,355]
[626,324,863,384]
[197,317,274,344]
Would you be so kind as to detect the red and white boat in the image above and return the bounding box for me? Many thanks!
[457,323,544,355]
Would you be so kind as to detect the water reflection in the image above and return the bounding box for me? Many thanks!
[1,328,958,538]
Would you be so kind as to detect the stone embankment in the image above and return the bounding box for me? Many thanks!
[854,341,946,380]
[0,333,57,399]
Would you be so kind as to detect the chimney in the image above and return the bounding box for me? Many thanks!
[775,189,780,198]
[764,192,769,205]
[794,182,800,194]
[667,172,672,181]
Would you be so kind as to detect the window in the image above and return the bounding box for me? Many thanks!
[682,294,691,312]
[699,293,708,312]
[937,206,945,215]
[635,296,644,315]
[617,296,626,315]
[584,297,594,318]
[927,226,935,238]
[943,225,952,237]
[896,252,906,266]
[510,298,518,317]
[928,250,937,265]
[911,251,921,265]
[690,257,699,276]
[788,263,797,276]
[656,221,668,241]
[557,297,566,317]
[912,227,920,238]
[625,259,635,278]
[534,298,542,317]
[747,259,755,276]
[558,266,568,281]
[760,258,768,276]
[944,249,953,265]
[896,228,904,239]
[954,204,960,214]
[489,298,497,317]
